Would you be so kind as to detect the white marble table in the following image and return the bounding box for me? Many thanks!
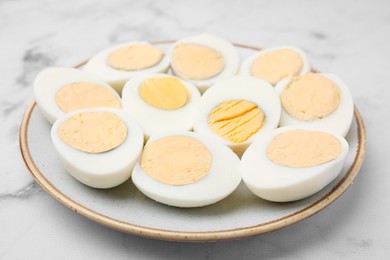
[1,0,388,258]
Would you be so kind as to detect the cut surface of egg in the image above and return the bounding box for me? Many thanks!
[132,131,242,208]
[241,126,349,202]
[121,73,201,139]
[193,76,281,157]
[170,34,239,93]
[34,67,121,124]
[83,41,170,93]
[275,72,354,137]
[51,108,144,189]
[240,45,311,86]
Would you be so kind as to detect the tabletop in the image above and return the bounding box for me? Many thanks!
[1,0,388,259]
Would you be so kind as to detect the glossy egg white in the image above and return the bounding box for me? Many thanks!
[34,67,121,124]
[51,108,144,189]
[275,73,354,137]
[193,76,281,157]
[241,126,349,202]
[240,45,311,85]
[170,33,239,93]
[131,131,242,208]
[83,41,170,93]
[121,73,201,139]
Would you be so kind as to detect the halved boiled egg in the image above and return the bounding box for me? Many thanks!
[34,67,121,124]
[275,72,354,136]
[170,34,239,93]
[241,126,349,202]
[83,41,170,93]
[121,73,201,139]
[132,131,241,207]
[240,45,311,86]
[193,76,281,157]
[51,108,144,188]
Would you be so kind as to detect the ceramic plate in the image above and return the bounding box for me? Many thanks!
[19,42,366,242]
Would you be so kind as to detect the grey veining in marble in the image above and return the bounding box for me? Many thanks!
[1,0,390,259]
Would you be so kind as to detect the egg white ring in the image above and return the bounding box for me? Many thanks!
[241,125,349,202]
[239,45,311,85]
[275,73,354,137]
[169,33,240,93]
[121,73,201,139]
[51,108,144,189]
[131,131,242,208]
[83,41,170,94]
[34,67,121,124]
[193,76,281,157]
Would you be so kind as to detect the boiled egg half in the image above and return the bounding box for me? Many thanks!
[51,108,144,188]
[241,126,349,202]
[132,131,241,207]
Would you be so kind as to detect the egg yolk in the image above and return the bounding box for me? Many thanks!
[107,44,164,71]
[208,100,265,143]
[281,73,341,121]
[58,111,127,154]
[172,43,224,80]
[140,136,212,186]
[55,82,121,113]
[139,77,189,110]
[251,49,303,85]
[267,130,342,167]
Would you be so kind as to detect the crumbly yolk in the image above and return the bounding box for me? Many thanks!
[267,130,342,167]
[172,43,224,80]
[107,44,163,71]
[251,49,303,85]
[139,77,189,110]
[140,136,212,186]
[58,111,127,154]
[281,73,341,121]
[56,82,121,113]
[208,100,265,143]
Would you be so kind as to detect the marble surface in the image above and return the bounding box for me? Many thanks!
[0,0,388,258]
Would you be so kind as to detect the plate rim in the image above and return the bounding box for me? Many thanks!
[19,42,367,242]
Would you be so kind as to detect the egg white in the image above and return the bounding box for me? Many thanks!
[51,108,144,189]
[131,131,242,208]
[34,67,121,124]
[83,41,170,94]
[239,45,311,85]
[193,76,281,157]
[275,73,354,137]
[241,126,349,202]
[121,73,201,140]
[169,33,239,93]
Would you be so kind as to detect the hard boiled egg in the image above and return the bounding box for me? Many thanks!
[34,67,121,124]
[240,45,311,85]
[83,41,170,93]
[121,73,201,139]
[241,126,349,202]
[132,131,241,207]
[170,33,239,93]
[193,76,281,157]
[275,72,354,136]
[51,108,144,188]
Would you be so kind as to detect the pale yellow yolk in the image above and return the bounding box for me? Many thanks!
[107,44,163,71]
[172,43,224,80]
[281,73,341,121]
[208,100,265,143]
[267,130,342,167]
[139,77,189,110]
[140,136,212,186]
[58,111,127,154]
[55,82,121,113]
[251,49,303,85]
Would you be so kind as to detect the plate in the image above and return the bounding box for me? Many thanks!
[19,42,366,242]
